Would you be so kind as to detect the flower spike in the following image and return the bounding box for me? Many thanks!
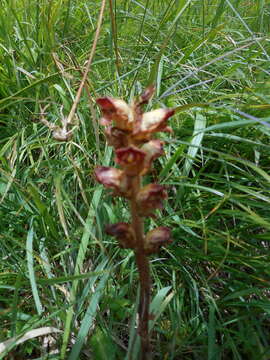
[94,86,175,357]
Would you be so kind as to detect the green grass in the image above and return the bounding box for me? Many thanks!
[0,0,270,359]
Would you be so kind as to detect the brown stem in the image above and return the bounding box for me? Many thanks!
[130,176,151,359]
[135,252,151,359]
[66,0,106,125]
[108,0,121,74]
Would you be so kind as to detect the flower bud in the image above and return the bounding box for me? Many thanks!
[94,166,130,197]
[139,85,155,105]
[136,183,167,217]
[106,223,136,249]
[115,146,146,176]
[96,97,133,131]
[144,227,172,254]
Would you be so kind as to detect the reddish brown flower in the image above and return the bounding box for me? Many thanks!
[141,140,164,174]
[94,166,130,197]
[136,184,167,217]
[105,126,129,149]
[106,223,136,249]
[96,97,133,131]
[133,108,174,140]
[115,146,146,176]
[144,227,172,254]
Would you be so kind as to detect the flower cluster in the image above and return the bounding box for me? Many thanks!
[94,87,174,255]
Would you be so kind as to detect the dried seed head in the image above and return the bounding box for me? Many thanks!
[144,227,172,254]
[40,105,74,142]
[52,127,73,141]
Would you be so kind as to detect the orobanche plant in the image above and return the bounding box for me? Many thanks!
[95,86,175,359]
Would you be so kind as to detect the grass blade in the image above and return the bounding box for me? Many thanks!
[26,226,43,315]
[68,272,110,360]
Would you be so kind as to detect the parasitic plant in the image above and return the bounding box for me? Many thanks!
[95,86,175,359]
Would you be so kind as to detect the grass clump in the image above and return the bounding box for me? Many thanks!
[0,1,270,359]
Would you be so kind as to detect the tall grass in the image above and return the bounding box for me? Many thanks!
[0,0,269,359]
